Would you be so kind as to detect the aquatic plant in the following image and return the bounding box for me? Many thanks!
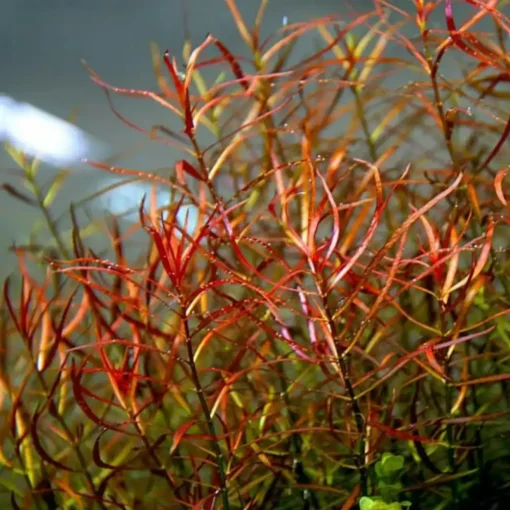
[1,1,510,508]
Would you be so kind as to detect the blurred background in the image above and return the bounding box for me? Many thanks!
[0,0,483,275]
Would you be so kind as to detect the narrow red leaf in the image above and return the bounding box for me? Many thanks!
[369,420,439,444]
[40,290,77,373]
[92,432,121,470]
[213,38,249,91]
[1,183,38,207]
[176,159,204,182]
[445,0,477,56]
[170,420,197,454]
[424,343,446,377]
[452,373,510,386]
[183,89,195,137]
[163,50,184,100]
[145,224,177,285]
[480,116,510,171]
[70,362,129,434]
[317,170,340,271]
[31,409,77,472]
[495,166,509,206]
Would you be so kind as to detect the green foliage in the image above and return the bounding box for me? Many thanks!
[359,497,411,510]
[361,454,411,509]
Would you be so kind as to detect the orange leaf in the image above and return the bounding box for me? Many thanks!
[171,420,197,454]
[495,166,509,206]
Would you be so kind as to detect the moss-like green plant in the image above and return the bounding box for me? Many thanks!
[360,453,411,509]
[359,497,410,510]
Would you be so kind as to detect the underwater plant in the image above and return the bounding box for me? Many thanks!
[1,0,510,508]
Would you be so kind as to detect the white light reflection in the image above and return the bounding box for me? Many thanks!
[97,178,199,236]
[0,94,103,166]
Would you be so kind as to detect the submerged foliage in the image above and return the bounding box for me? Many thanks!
[1,0,510,508]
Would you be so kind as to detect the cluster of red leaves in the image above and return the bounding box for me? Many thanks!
[1,1,510,508]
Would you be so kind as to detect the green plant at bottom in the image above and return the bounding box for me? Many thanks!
[359,453,411,510]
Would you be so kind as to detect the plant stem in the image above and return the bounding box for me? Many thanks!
[322,293,367,496]
[25,170,70,259]
[182,319,230,510]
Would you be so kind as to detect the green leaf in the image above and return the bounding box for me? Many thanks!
[359,497,406,510]
[214,71,227,86]
[43,169,70,207]
[360,497,377,510]
[380,481,403,501]
[4,142,27,169]
[381,453,405,473]
[375,460,385,478]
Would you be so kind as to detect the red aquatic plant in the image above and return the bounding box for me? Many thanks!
[1,1,510,508]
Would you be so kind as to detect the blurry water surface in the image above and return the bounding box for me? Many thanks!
[0,0,481,276]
